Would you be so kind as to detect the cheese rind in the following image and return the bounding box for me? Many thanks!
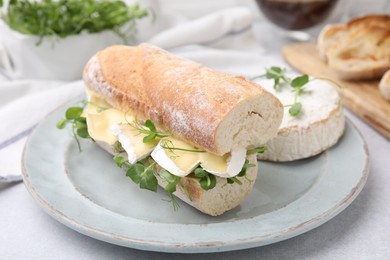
[256,77,345,161]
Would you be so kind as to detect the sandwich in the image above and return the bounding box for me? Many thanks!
[68,44,283,216]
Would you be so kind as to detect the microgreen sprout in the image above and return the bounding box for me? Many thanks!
[251,67,346,117]
[250,67,310,116]
[227,160,255,185]
[194,168,217,190]
[247,146,266,155]
[124,160,158,192]
[129,119,171,143]
[287,74,309,116]
[250,66,289,89]
[2,0,149,46]
[160,139,206,153]
[113,141,125,153]
[114,155,182,210]
[56,101,91,151]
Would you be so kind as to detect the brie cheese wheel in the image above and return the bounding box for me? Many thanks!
[255,76,345,161]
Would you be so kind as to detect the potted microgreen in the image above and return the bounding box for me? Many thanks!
[0,0,151,80]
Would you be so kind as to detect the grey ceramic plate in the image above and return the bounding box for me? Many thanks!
[22,103,369,253]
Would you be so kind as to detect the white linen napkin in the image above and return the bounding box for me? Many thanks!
[0,6,281,182]
[148,7,260,50]
[0,81,84,182]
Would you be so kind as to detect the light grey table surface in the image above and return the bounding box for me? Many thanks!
[1,23,390,260]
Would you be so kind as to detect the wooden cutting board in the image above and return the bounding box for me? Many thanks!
[282,42,390,140]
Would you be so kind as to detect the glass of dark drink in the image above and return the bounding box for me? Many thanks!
[255,0,339,40]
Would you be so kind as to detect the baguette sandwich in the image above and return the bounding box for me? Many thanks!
[81,44,283,216]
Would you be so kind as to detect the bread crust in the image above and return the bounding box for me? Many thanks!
[258,106,345,161]
[84,44,283,156]
[158,154,258,216]
[380,70,390,101]
[318,15,390,80]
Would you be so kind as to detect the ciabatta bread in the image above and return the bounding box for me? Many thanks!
[255,77,345,161]
[380,70,390,101]
[84,44,283,156]
[83,44,283,216]
[318,15,390,80]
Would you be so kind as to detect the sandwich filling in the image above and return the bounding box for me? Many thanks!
[86,92,258,179]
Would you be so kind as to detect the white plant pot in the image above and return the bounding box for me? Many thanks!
[0,20,130,81]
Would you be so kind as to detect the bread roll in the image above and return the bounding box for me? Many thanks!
[380,70,390,101]
[318,15,390,80]
[84,44,283,155]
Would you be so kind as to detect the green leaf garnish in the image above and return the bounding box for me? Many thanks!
[57,102,91,151]
[113,141,125,153]
[120,159,158,192]
[247,146,266,155]
[160,139,206,153]
[227,160,255,185]
[158,169,180,193]
[250,67,310,117]
[126,163,143,184]
[289,102,302,116]
[76,127,90,138]
[291,74,309,88]
[265,67,289,89]
[65,107,83,120]
[163,193,180,212]
[113,155,128,167]
[194,168,208,178]
[56,118,67,129]
[139,163,158,192]
[145,119,156,132]
[237,160,256,177]
[129,119,171,143]
[227,177,242,185]
[199,173,217,190]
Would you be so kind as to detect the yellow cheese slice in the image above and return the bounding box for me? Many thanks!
[85,93,246,177]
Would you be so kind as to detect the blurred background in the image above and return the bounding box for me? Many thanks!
[1,0,389,81]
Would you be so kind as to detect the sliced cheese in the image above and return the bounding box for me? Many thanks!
[151,137,201,176]
[151,137,247,178]
[86,106,128,145]
[86,93,248,177]
[111,124,157,164]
